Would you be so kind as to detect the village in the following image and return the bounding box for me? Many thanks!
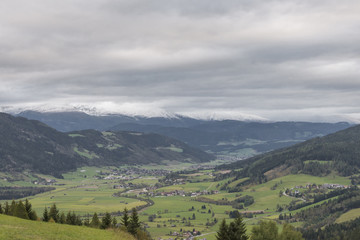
[283,182,350,200]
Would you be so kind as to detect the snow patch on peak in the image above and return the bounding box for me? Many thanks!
[71,102,179,118]
[179,110,269,122]
[1,102,268,121]
[1,102,180,119]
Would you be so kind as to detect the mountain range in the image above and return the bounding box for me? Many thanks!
[0,112,213,177]
[17,111,352,158]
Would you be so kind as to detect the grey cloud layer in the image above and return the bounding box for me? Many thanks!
[1,0,360,121]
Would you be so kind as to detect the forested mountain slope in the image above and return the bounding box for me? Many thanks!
[0,113,214,177]
[219,124,360,182]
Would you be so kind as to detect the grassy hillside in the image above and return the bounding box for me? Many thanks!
[0,214,135,240]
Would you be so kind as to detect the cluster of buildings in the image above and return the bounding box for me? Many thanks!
[140,189,219,198]
[33,178,57,185]
[285,183,349,198]
[159,229,206,240]
[292,183,349,190]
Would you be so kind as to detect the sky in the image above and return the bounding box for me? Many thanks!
[1,0,360,122]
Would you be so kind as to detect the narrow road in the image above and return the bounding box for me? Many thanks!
[206,182,215,191]
[283,191,306,202]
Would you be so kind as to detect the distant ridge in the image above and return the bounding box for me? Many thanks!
[15,111,352,159]
[0,112,214,177]
[16,110,204,132]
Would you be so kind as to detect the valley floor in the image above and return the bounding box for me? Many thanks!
[0,164,355,240]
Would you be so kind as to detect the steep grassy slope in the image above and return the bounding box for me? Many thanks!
[220,124,360,181]
[0,113,214,177]
[0,214,135,240]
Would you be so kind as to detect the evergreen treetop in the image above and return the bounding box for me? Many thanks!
[128,208,140,235]
[49,203,59,223]
[101,212,112,229]
[90,212,100,228]
[121,207,130,227]
[43,207,49,222]
[14,200,29,220]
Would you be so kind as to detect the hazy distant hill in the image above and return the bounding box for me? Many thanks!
[220,124,360,181]
[17,110,203,132]
[0,113,214,177]
[16,111,351,158]
[110,120,351,158]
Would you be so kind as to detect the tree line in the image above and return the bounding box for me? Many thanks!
[0,199,37,220]
[301,217,360,240]
[0,186,55,200]
[216,217,303,240]
[0,200,151,240]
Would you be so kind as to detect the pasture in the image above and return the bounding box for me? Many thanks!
[0,214,135,240]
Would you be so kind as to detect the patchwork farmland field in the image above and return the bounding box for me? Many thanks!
[0,164,353,240]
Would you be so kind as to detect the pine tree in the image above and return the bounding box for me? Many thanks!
[48,203,59,223]
[65,211,78,225]
[101,212,112,229]
[14,200,29,219]
[4,202,10,215]
[67,211,78,225]
[90,212,100,228]
[10,200,16,216]
[128,208,140,235]
[75,214,82,226]
[216,219,230,240]
[66,211,73,225]
[112,216,118,228]
[121,207,130,228]
[25,199,37,220]
[0,203,3,214]
[59,212,66,224]
[43,207,49,222]
[229,217,248,240]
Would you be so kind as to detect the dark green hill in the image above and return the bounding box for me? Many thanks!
[0,113,214,177]
[0,113,80,177]
[69,129,213,166]
[220,124,360,182]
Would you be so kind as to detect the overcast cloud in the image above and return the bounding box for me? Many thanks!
[1,0,360,122]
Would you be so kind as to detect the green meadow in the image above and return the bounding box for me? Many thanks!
[0,214,135,240]
[336,208,360,223]
[26,187,146,215]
